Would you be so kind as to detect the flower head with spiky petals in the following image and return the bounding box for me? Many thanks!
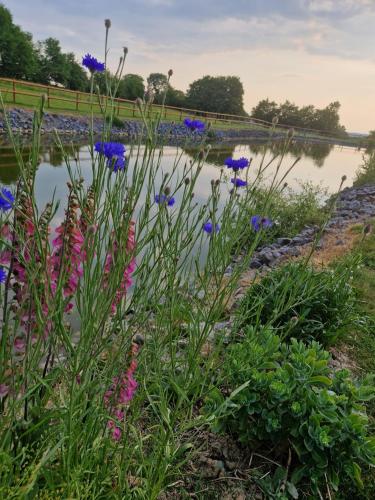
[231,178,247,188]
[203,221,220,234]
[184,118,205,132]
[82,54,105,73]
[251,215,273,232]
[224,157,250,171]
[0,187,14,212]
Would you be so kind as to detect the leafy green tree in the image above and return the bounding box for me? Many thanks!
[146,73,168,103]
[0,5,38,80]
[186,75,245,115]
[36,38,69,86]
[65,53,88,91]
[252,99,278,123]
[165,86,186,108]
[118,74,144,100]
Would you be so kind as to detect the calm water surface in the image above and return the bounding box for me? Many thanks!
[0,140,364,225]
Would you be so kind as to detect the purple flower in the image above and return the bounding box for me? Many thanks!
[231,178,247,188]
[203,221,220,234]
[0,267,7,283]
[224,157,250,171]
[108,156,126,172]
[251,215,273,232]
[82,54,105,73]
[0,187,14,212]
[155,194,175,207]
[184,118,205,132]
[95,142,126,172]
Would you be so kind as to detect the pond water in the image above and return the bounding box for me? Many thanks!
[0,139,364,224]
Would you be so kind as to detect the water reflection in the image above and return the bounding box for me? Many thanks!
[183,140,334,168]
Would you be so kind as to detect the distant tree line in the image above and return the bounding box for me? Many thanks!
[252,99,346,136]
[1,3,349,135]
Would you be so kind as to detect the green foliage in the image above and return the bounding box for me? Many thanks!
[0,5,38,80]
[354,152,375,187]
[206,327,375,495]
[186,75,246,115]
[146,72,168,103]
[105,114,124,128]
[252,98,346,136]
[118,73,145,100]
[237,260,358,344]
[165,85,186,108]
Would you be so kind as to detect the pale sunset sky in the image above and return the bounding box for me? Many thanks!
[4,0,375,132]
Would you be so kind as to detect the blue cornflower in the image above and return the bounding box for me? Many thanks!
[183,118,205,132]
[95,142,126,172]
[224,157,250,171]
[0,187,15,212]
[231,178,247,188]
[82,54,105,73]
[203,221,220,234]
[251,215,273,232]
[107,156,126,172]
[155,194,175,207]
[0,267,7,283]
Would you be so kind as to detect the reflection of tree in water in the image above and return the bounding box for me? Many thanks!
[0,141,84,185]
[248,140,333,168]
[183,145,236,168]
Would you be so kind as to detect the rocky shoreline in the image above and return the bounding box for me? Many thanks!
[207,184,375,340]
[0,107,363,148]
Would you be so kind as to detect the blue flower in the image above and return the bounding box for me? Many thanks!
[107,156,126,172]
[203,221,220,234]
[155,194,175,207]
[231,178,247,187]
[0,187,15,212]
[0,267,7,283]
[95,142,126,172]
[251,215,273,232]
[183,118,205,132]
[82,54,105,72]
[224,157,250,171]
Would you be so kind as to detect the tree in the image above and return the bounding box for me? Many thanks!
[165,86,186,108]
[146,73,168,103]
[65,53,88,91]
[186,76,245,115]
[118,74,144,100]
[36,38,68,86]
[0,5,38,80]
[252,99,278,123]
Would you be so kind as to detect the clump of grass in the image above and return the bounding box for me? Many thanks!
[354,152,375,187]
[236,258,359,345]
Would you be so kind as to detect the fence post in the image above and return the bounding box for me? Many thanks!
[76,92,79,111]
[47,87,50,108]
[12,80,16,104]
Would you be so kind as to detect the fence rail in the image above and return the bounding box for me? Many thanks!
[0,77,348,140]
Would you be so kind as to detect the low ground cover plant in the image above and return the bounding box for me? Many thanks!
[206,326,375,497]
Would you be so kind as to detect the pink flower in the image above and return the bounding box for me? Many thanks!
[0,384,9,399]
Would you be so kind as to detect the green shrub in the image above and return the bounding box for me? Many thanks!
[354,152,375,187]
[206,327,375,496]
[236,260,358,344]
[105,114,125,128]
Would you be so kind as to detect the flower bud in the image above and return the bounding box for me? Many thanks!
[287,128,294,138]
[210,179,215,186]
[105,19,111,29]
[164,186,171,196]
[215,179,220,186]
[272,116,279,125]
[168,69,173,77]
[341,175,347,182]
[123,47,128,56]
[184,178,190,185]
[136,97,143,111]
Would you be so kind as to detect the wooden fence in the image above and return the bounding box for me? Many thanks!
[0,77,345,139]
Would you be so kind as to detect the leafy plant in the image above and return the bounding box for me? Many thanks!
[206,327,375,496]
[236,259,358,344]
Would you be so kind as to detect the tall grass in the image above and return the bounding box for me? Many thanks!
[0,22,349,499]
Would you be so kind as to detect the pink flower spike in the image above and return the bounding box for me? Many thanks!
[0,384,9,399]
[14,337,25,353]
[112,426,122,441]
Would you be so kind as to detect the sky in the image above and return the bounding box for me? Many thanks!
[4,0,375,132]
